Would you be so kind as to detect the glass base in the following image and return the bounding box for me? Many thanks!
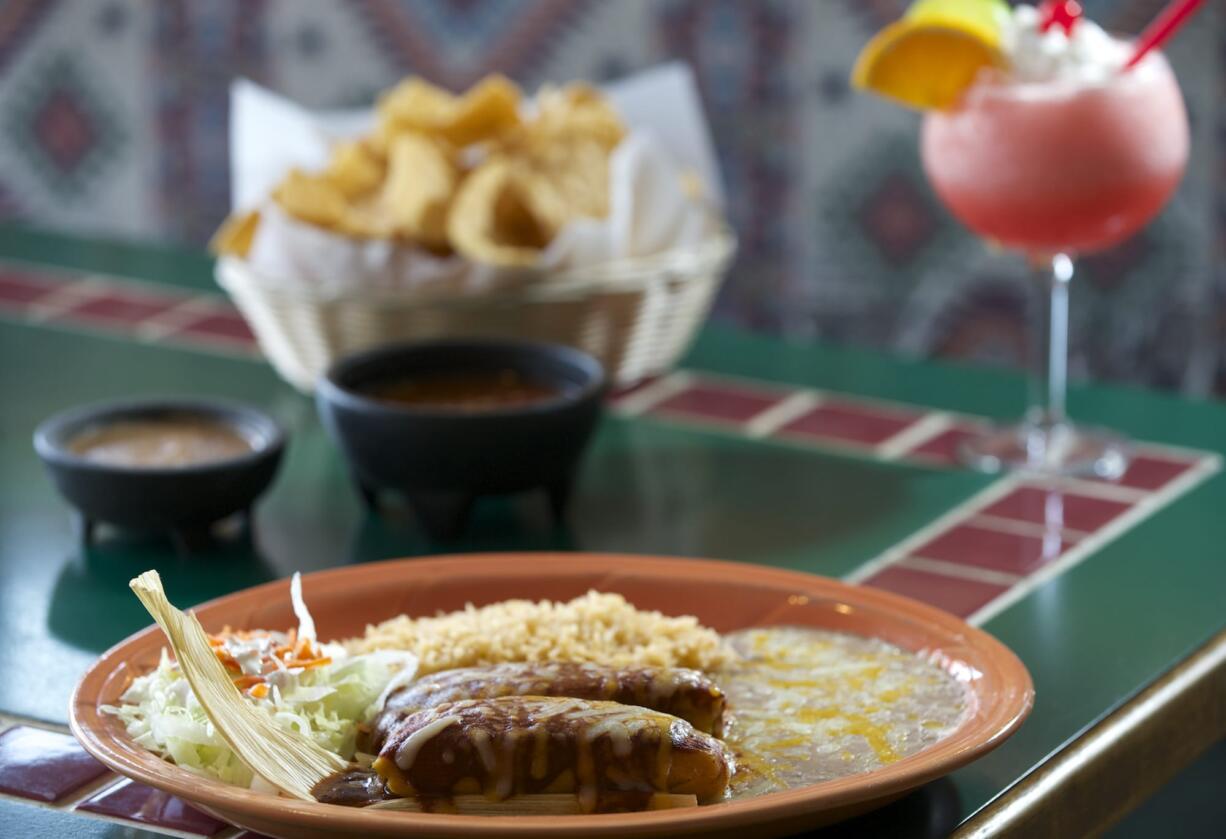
[959,420,1129,479]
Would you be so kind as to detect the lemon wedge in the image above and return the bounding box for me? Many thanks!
[852,0,1010,110]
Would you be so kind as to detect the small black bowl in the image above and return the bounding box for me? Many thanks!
[34,398,286,544]
[315,339,607,537]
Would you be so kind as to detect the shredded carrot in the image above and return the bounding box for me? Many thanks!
[232,674,264,689]
[248,683,270,699]
[285,656,331,670]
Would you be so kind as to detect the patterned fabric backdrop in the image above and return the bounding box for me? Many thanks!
[0,0,1221,394]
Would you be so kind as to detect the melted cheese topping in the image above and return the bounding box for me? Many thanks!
[393,714,460,770]
[718,627,968,799]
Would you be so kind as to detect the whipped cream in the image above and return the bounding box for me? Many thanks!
[1002,4,1132,84]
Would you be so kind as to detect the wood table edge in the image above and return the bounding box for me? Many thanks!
[953,626,1226,838]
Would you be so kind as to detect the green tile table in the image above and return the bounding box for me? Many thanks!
[0,225,1223,838]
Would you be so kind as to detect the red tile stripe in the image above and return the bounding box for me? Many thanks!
[0,717,240,838]
[979,486,1130,533]
[845,450,1216,622]
[616,370,1210,489]
[651,380,786,425]
[860,566,1009,618]
[77,779,227,836]
[0,263,258,357]
[0,725,110,803]
[776,399,921,447]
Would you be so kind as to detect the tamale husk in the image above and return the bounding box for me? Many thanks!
[129,570,346,801]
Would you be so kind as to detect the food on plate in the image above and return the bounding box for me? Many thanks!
[347,589,730,674]
[367,697,732,809]
[213,73,632,267]
[113,570,969,815]
[718,626,969,796]
[68,418,253,469]
[108,575,412,788]
[368,662,726,753]
[359,369,560,411]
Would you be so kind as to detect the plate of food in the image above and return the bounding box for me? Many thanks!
[70,553,1033,838]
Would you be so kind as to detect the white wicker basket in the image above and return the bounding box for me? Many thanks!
[216,231,736,392]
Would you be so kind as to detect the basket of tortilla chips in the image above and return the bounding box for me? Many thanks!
[212,68,734,391]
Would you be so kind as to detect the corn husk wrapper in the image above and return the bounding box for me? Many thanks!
[128,571,345,800]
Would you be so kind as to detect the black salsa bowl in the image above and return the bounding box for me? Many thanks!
[33,398,286,540]
[315,339,607,537]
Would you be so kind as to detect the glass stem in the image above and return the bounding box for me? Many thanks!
[1028,254,1073,431]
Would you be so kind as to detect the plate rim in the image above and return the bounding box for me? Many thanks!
[70,552,1035,837]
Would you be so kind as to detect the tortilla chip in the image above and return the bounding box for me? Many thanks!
[379,132,458,247]
[273,169,349,229]
[377,74,521,148]
[209,209,261,257]
[448,157,548,266]
[327,141,385,198]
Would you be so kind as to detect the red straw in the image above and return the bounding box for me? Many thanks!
[1124,0,1206,69]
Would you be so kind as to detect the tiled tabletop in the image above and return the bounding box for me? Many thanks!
[1,226,1225,837]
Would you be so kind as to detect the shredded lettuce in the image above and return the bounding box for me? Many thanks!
[102,647,415,788]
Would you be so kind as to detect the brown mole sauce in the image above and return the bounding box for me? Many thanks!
[311,768,393,807]
[312,768,659,814]
[368,698,730,812]
[367,663,726,754]
[360,369,559,411]
[385,703,677,806]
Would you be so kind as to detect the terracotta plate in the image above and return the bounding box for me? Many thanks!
[71,553,1033,839]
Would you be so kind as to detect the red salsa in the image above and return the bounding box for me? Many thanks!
[362,370,558,410]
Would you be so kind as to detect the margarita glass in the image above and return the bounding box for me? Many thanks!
[921,48,1188,476]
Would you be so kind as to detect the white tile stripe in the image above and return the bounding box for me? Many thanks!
[1123,437,1223,463]
[1053,475,1156,505]
[134,296,230,342]
[966,512,1090,542]
[677,367,975,422]
[0,256,213,303]
[53,773,125,811]
[743,390,824,438]
[964,455,1223,626]
[898,556,1024,587]
[842,475,1024,584]
[876,411,954,460]
[610,371,694,417]
[21,277,109,322]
